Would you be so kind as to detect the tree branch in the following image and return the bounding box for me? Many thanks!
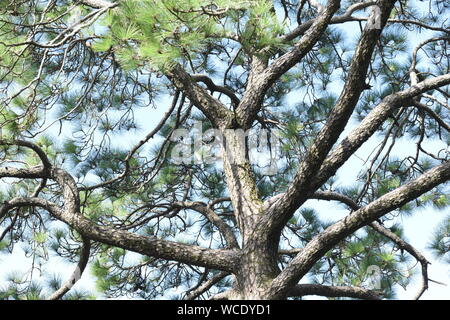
[0,139,240,271]
[165,64,233,128]
[0,150,241,273]
[309,73,450,194]
[268,159,450,298]
[46,236,91,300]
[283,1,377,42]
[80,91,181,191]
[263,74,450,229]
[173,201,239,248]
[279,248,303,256]
[79,0,117,8]
[191,74,240,107]
[284,3,449,42]
[184,271,229,300]
[311,190,431,299]
[288,283,382,300]
[257,0,399,247]
[411,100,450,133]
[0,195,240,272]
[236,0,342,128]
[209,289,234,300]
[0,165,47,180]
[311,191,359,210]
[0,139,52,169]
[0,139,51,180]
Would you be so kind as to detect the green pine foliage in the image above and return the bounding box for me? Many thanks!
[91,0,285,70]
[428,216,450,264]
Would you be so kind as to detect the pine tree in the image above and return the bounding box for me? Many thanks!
[0,0,449,300]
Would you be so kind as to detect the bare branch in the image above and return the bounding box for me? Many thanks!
[191,74,240,107]
[288,283,382,300]
[0,139,52,169]
[46,237,91,300]
[279,248,303,256]
[166,64,233,128]
[79,0,117,9]
[0,165,47,180]
[283,1,377,41]
[410,37,449,77]
[173,201,239,248]
[423,93,450,111]
[184,271,229,300]
[411,101,450,133]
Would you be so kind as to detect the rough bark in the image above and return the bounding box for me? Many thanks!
[46,237,91,300]
[288,284,382,300]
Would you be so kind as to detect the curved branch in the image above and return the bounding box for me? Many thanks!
[411,101,450,133]
[288,283,382,300]
[0,139,52,183]
[0,139,52,169]
[184,271,229,300]
[173,201,239,248]
[165,64,232,128]
[284,1,377,42]
[191,74,240,107]
[7,5,111,49]
[410,37,449,78]
[46,236,91,300]
[369,222,430,300]
[236,0,341,128]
